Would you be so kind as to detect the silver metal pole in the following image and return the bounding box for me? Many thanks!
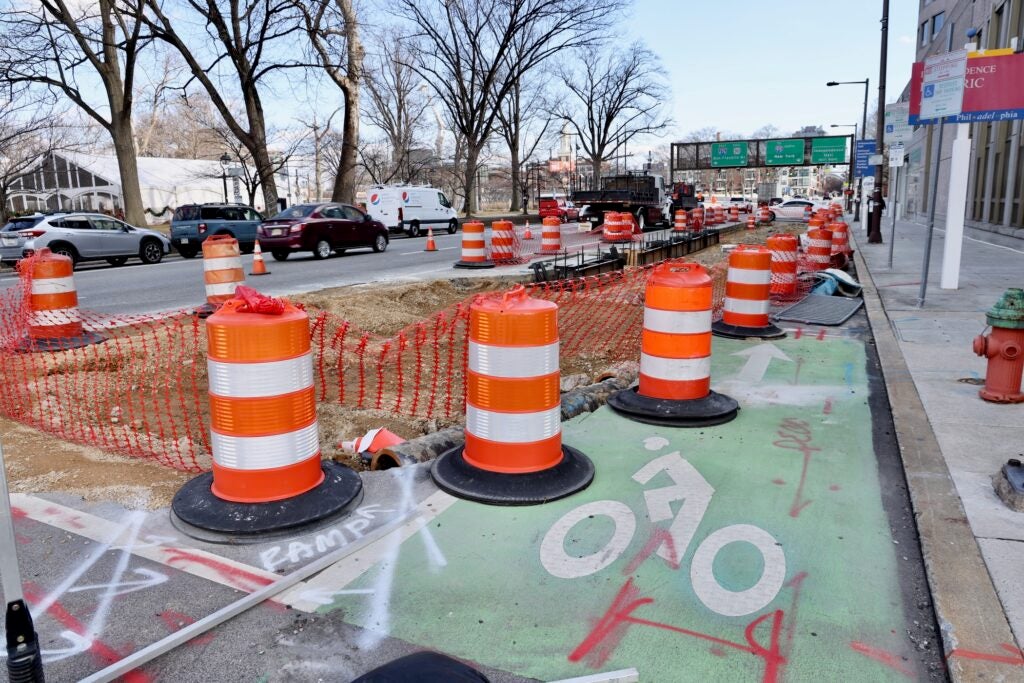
[888,165,899,269]
[0,442,23,604]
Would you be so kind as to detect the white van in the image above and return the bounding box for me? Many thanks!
[363,185,458,237]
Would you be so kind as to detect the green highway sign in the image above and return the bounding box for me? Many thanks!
[710,141,749,168]
[810,136,849,164]
[765,139,805,166]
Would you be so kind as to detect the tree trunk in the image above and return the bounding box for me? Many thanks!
[591,157,602,188]
[0,186,10,225]
[110,114,146,226]
[462,144,481,217]
[251,143,278,213]
[509,143,521,212]
[333,88,359,203]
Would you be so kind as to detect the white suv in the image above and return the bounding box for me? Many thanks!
[5,212,171,269]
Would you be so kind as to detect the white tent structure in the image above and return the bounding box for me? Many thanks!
[5,152,260,222]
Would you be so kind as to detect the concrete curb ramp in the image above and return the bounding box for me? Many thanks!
[853,237,1022,681]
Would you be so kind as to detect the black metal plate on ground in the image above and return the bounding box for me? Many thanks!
[773,295,864,326]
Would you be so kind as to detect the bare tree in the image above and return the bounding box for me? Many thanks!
[361,34,429,185]
[555,42,671,184]
[297,108,341,202]
[135,50,185,157]
[751,124,780,139]
[137,0,304,212]
[397,0,620,217]
[0,0,150,225]
[0,98,65,222]
[494,69,552,212]
[683,127,719,142]
[294,0,363,203]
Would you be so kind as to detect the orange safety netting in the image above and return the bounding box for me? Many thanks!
[0,256,814,472]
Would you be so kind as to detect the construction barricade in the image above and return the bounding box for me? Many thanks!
[673,210,688,234]
[202,234,245,311]
[729,206,740,222]
[712,245,786,339]
[490,220,516,264]
[767,233,799,297]
[805,226,834,272]
[758,206,771,224]
[602,212,633,243]
[431,286,594,505]
[607,262,738,427]
[454,221,494,268]
[746,215,756,230]
[171,287,362,537]
[691,206,705,230]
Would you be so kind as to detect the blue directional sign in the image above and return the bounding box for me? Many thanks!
[855,140,876,178]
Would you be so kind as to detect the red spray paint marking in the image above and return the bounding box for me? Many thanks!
[772,418,822,518]
[23,583,153,683]
[622,528,680,575]
[16,533,32,544]
[161,548,274,593]
[10,506,28,519]
[947,643,1024,666]
[781,572,808,659]
[568,577,787,682]
[158,610,215,646]
[794,328,803,339]
[43,505,86,529]
[822,398,833,414]
[816,329,827,341]
[850,641,914,677]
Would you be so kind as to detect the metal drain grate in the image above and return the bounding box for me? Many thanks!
[772,295,863,326]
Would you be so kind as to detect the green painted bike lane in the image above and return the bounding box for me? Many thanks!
[321,332,928,681]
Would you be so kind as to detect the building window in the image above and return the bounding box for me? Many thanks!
[932,12,945,38]
[920,21,929,46]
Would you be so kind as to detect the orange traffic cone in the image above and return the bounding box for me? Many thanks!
[250,240,270,276]
[425,227,438,251]
[522,220,533,240]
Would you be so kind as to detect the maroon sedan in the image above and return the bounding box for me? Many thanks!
[258,203,389,260]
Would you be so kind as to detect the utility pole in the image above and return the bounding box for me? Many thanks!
[868,0,889,243]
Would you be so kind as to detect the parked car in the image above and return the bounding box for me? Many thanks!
[9,213,170,268]
[257,203,389,260]
[362,185,458,237]
[538,197,580,223]
[169,203,262,258]
[1,214,48,266]
[769,199,817,221]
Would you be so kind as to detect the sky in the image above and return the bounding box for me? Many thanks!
[626,0,919,143]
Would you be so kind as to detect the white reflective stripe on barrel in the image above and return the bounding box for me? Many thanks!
[466,405,561,443]
[726,268,771,285]
[208,353,314,398]
[30,276,75,295]
[204,256,242,271]
[642,308,712,335]
[460,248,486,258]
[211,422,320,470]
[205,281,241,297]
[29,308,81,326]
[639,354,711,381]
[468,341,559,377]
[724,297,771,315]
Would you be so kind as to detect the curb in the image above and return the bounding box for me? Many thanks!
[851,233,1021,681]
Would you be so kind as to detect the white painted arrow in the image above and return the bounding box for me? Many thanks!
[731,343,793,384]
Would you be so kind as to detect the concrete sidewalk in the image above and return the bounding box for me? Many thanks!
[851,217,1024,674]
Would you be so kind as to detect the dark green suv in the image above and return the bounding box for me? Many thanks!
[169,203,262,258]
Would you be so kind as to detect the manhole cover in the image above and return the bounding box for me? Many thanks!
[773,295,863,326]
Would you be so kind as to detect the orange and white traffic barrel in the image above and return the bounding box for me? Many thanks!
[202,234,245,307]
[712,245,785,339]
[805,226,834,271]
[673,210,688,233]
[758,206,771,224]
[691,206,705,230]
[746,215,756,230]
[171,288,362,535]
[802,205,812,223]
[540,216,562,254]
[828,221,851,256]
[431,286,593,505]
[602,212,632,242]
[729,206,740,222]
[21,248,102,351]
[490,220,515,263]
[454,220,494,268]
[767,233,799,296]
[714,206,726,225]
[607,262,738,427]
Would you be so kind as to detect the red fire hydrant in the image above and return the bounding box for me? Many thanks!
[973,288,1024,403]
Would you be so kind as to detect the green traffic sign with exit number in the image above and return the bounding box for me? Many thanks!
[765,139,805,166]
[710,141,749,168]
[810,137,849,164]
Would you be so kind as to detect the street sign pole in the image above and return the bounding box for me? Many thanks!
[940,41,978,290]
[888,165,899,269]
[1,440,45,682]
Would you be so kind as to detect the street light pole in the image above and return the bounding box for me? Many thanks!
[868,0,890,244]
[827,79,870,222]
[219,153,231,203]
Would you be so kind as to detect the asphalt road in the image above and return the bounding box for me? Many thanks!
[0,226,603,316]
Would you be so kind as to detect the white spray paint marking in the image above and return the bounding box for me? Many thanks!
[85,512,145,643]
[643,436,670,451]
[0,631,92,664]
[293,587,377,607]
[258,504,396,572]
[715,382,854,407]
[67,567,169,597]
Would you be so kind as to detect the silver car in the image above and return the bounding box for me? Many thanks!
[7,212,171,269]
[0,214,48,266]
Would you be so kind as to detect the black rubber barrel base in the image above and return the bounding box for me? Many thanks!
[453,260,495,269]
[18,330,105,352]
[606,386,739,427]
[431,444,594,506]
[170,461,363,543]
[711,320,786,340]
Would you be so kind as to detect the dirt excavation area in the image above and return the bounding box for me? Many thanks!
[2,226,789,510]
